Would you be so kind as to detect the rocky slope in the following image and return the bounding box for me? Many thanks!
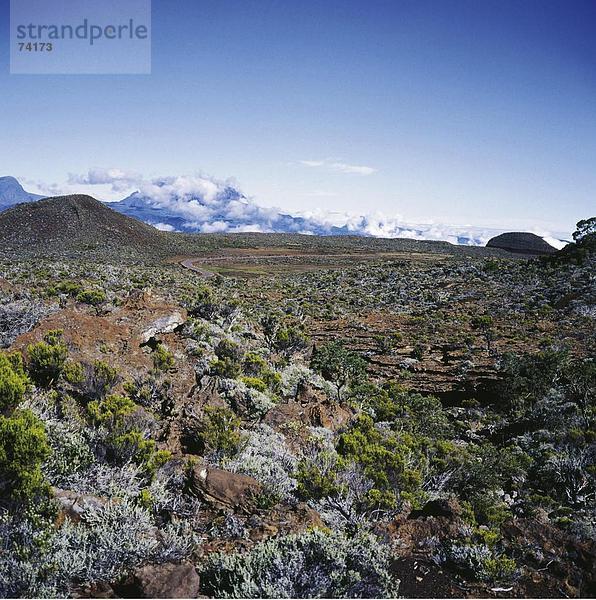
[0,194,166,258]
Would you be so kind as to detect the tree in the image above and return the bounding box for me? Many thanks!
[572,217,596,245]
[311,342,367,401]
[471,315,495,353]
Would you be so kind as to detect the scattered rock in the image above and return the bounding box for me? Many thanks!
[72,581,116,598]
[265,383,353,432]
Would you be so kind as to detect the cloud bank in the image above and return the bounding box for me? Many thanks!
[30,168,568,247]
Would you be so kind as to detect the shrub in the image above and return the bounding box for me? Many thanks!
[0,498,194,597]
[242,352,282,393]
[124,374,174,416]
[87,394,136,428]
[152,343,175,372]
[223,424,297,503]
[261,314,308,355]
[0,352,28,413]
[0,409,50,501]
[193,406,242,458]
[76,289,107,311]
[66,360,120,401]
[198,529,400,598]
[112,430,171,478]
[444,542,517,582]
[26,330,68,387]
[42,420,94,486]
[210,357,241,379]
[336,413,424,508]
[240,376,268,393]
[187,285,218,320]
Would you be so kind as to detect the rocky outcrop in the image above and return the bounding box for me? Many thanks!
[486,232,557,255]
[140,312,186,344]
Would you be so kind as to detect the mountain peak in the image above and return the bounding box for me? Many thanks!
[0,194,164,259]
[0,176,44,208]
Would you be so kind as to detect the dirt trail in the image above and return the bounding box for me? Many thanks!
[180,258,216,278]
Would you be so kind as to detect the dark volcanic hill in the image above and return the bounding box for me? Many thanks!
[0,194,166,258]
[486,232,557,255]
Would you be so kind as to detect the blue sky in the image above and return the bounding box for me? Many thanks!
[1,0,595,234]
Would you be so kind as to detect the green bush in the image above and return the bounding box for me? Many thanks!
[0,353,28,413]
[242,352,282,392]
[88,394,136,428]
[76,288,107,309]
[26,330,68,387]
[0,409,50,501]
[336,414,423,508]
[240,376,268,392]
[112,430,171,477]
[152,343,175,372]
[194,406,242,457]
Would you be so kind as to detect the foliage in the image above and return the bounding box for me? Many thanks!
[0,409,50,501]
[76,288,107,309]
[26,330,68,387]
[199,529,400,598]
[0,352,28,413]
[66,360,120,401]
[88,394,136,428]
[0,498,193,598]
[193,406,242,458]
[310,342,367,400]
[261,314,308,355]
[152,343,175,372]
[572,217,596,245]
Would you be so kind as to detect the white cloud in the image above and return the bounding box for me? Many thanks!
[26,168,571,247]
[299,159,377,176]
[152,222,176,232]
[68,168,141,189]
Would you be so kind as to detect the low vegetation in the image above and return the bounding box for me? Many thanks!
[0,219,593,598]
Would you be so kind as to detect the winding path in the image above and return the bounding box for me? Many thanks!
[180,258,216,278]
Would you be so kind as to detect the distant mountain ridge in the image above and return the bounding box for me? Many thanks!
[0,176,44,209]
[0,175,567,247]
